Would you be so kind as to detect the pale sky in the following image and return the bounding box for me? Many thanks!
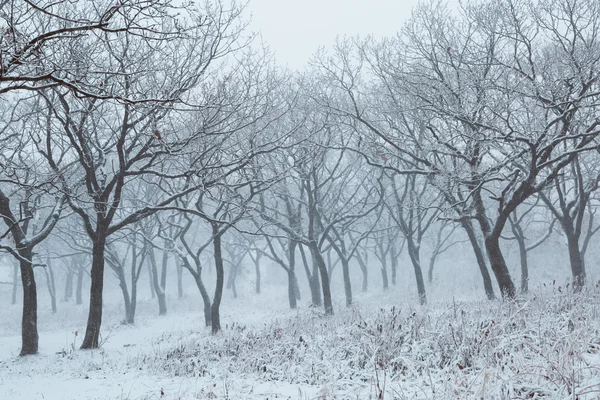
[247,0,424,69]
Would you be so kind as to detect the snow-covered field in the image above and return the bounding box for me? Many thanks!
[1,283,600,399]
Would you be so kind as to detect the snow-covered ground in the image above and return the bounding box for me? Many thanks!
[1,283,600,399]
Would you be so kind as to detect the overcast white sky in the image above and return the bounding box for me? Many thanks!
[247,0,425,69]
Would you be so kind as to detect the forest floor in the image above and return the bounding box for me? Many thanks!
[1,284,600,400]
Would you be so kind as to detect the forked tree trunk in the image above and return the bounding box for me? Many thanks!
[406,239,426,305]
[329,239,352,307]
[309,242,333,315]
[484,235,517,298]
[461,220,495,300]
[474,189,516,299]
[193,274,212,327]
[149,249,167,316]
[115,266,132,324]
[182,257,211,326]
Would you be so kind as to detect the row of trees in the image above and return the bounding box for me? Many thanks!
[1,0,600,356]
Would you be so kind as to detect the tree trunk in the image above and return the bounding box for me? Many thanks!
[116,267,133,324]
[565,231,585,290]
[427,255,435,284]
[287,270,298,309]
[341,258,352,307]
[300,244,321,306]
[226,261,238,299]
[380,260,389,291]
[81,234,107,349]
[309,243,333,315]
[390,243,398,285]
[484,235,517,298]
[11,263,18,305]
[254,253,261,295]
[19,246,38,356]
[129,283,137,324]
[193,274,212,327]
[177,261,184,299]
[43,259,57,314]
[515,232,529,294]
[355,251,368,292]
[63,267,74,302]
[406,239,426,305]
[287,241,298,308]
[211,228,224,333]
[147,263,156,299]
[461,220,495,300]
[160,246,168,291]
[76,266,84,305]
[148,249,167,316]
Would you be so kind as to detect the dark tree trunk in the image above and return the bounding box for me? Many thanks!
[406,239,426,305]
[63,267,74,302]
[19,246,38,356]
[211,228,224,333]
[461,220,495,300]
[76,266,84,305]
[287,270,298,309]
[484,235,517,298]
[12,263,18,305]
[514,230,529,294]
[81,234,107,349]
[565,231,585,290]
[474,189,516,299]
[149,249,167,316]
[287,241,298,308]
[309,243,333,315]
